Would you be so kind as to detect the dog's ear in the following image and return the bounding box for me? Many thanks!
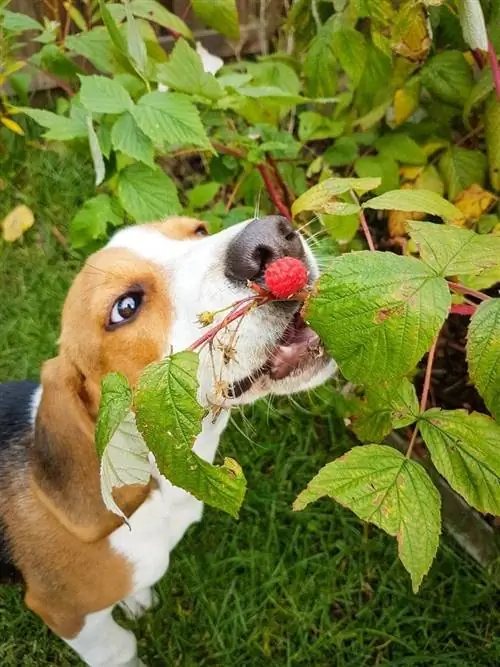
[32,356,149,542]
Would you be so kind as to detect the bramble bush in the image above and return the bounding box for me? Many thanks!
[1,0,499,592]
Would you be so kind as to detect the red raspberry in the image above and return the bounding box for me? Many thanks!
[264,257,308,298]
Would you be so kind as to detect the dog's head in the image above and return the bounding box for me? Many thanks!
[54,215,334,413]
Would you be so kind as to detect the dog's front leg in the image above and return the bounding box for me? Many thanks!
[63,607,145,667]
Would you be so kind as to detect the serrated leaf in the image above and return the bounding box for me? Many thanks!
[363,189,464,223]
[421,51,473,107]
[128,0,192,38]
[332,24,367,89]
[374,133,427,166]
[70,194,123,247]
[118,163,180,222]
[66,28,119,74]
[111,112,155,167]
[79,75,133,114]
[96,373,133,457]
[100,411,151,521]
[20,107,88,141]
[292,177,380,218]
[187,181,221,209]
[420,409,500,515]
[438,147,487,201]
[392,1,431,62]
[294,445,441,592]
[125,1,147,73]
[323,137,359,168]
[132,91,210,149]
[485,94,500,192]
[135,352,246,517]
[2,10,43,33]
[298,111,345,142]
[99,0,128,55]
[321,212,360,244]
[192,0,240,41]
[156,38,223,101]
[467,300,500,420]
[304,17,337,98]
[352,378,419,442]
[409,220,500,277]
[463,68,493,126]
[306,251,450,384]
[86,115,106,186]
[1,205,34,242]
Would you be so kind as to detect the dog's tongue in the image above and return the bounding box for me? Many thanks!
[269,317,322,380]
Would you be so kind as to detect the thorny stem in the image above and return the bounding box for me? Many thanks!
[447,281,491,302]
[449,303,477,316]
[406,333,439,459]
[267,154,294,207]
[187,299,262,352]
[211,142,292,219]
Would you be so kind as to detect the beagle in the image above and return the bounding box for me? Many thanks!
[0,215,334,667]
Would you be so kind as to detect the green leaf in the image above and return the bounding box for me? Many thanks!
[363,189,464,223]
[156,38,223,101]
[354,155,400,194]
[304,17,337,98]
[421,51,473,107]
[95,373,133,457]
[192,0,240,41]
[352,378,419,443]
[2,10,43,33]
[419,409,500,515]
[485,93,500,192]
[111,112,155,167]
[292,177,381,217]
[298,111,345,142]
[408,220,500,277]
[187,181,221,209]
[323,137,359,167]
[118,163,181,222]
[133,91,211,149]
[321,212,360,244]
[135,352,246,517]
[70,194,123,248]
[463,68,493,125]
[79,75,133,114]
[99,0,128,55]
[100,411,151,522]
[438,146,487,200]
[86,115,106,187]
[128,0,192,39]
[467,300,500,421]
[374,134,427,166]
[332,24,367,89]
[294,445,441,593]
[66,28,119,74]
[125,1,147,73]
[20,108,88,141]
[306,251,450,384]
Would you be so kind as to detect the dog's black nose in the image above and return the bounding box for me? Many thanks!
[225,216,305,282]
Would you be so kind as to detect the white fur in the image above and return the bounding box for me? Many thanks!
[59,219,335,666]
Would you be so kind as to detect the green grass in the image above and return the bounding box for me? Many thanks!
[0,137,499,666]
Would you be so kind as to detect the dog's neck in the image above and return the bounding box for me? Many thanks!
[192,410,231,464]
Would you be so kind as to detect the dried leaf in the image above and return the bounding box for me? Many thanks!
[453,184,497,226]
[2,205,35,242]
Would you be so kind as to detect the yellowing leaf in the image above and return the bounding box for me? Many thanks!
[2,205,35,242]
[393,2,432,62]
[392,78,421,126]
[0,116,24,135]
[453,184,497,225]
[388,183,424,238]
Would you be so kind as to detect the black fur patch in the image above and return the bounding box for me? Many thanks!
[0,381,38,585]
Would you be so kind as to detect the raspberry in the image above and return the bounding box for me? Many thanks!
[264,257,308,298]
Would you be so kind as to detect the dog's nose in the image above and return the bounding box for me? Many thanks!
[225,216,305,282]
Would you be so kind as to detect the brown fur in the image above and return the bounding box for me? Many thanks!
[0,218,205,638]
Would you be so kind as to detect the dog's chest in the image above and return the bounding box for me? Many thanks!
[109,411,229,593]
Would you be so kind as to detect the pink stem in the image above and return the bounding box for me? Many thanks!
[488,39,500,99]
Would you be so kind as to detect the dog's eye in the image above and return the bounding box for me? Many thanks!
[194,225,208,237]
[108,291,143,327]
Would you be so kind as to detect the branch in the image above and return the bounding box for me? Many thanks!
[488,39,500,99]
[188,299,261,352]
[447,281,491,302]
[267,154,294,207]
[358,208,376,251]
[407,333,439,459]
[449,303,476,316]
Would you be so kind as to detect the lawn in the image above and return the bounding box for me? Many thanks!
[0,138,499,667]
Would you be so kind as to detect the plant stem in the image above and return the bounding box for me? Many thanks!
[449,303,476,316]
[187,299,261,352]
[358,208,376,251]
[447,281,491,302]
[406,333,439,459]
[488,39,500,100]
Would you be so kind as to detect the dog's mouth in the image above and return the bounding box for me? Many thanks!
[228,311,325,398]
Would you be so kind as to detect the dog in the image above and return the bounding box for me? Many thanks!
[0,215,334,666]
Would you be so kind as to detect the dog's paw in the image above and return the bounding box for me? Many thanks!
[118,588,159,620]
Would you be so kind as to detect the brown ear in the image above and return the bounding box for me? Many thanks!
[31,357,149,543]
